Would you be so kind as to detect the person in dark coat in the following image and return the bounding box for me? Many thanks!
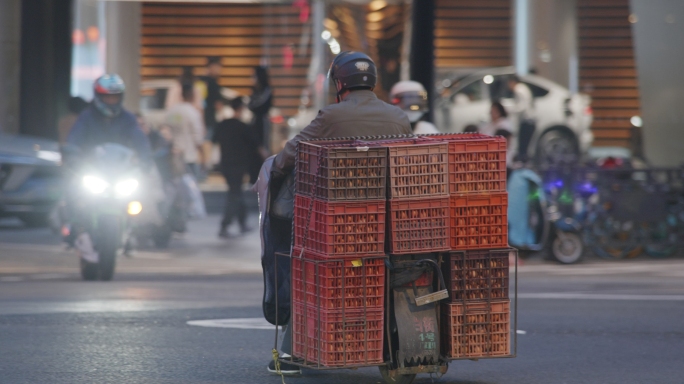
[248,66,273,182]
[199,56,223,138]
[212,97,258,238]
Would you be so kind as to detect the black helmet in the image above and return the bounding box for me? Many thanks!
[327,51,377,99]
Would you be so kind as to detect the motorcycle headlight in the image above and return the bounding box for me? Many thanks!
[82,175,109,194]
[115,178,139,198]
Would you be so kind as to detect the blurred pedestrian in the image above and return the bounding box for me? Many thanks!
[167,66,204,112]
[248,66,272,152]
[58,97,89,144]
[463,124,479,133]
[199,56,223,138]
[508,75,536,162]
[165,84,205,179]
[213,97,257,238]
[480,101,512,136]
[248,66,272,183]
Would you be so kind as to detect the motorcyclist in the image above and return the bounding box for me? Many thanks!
[67,74,152,165]
[389,80,439,134]
[63,75,153,254]
[266,52,412,376]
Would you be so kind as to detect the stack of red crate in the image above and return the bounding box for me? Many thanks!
[384,139,450,254]
[432,133,512,359]
[291,140,387,367]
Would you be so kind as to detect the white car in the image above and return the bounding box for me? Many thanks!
[435,67,593,166]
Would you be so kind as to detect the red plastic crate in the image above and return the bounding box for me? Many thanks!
[421,134,507,194]
[296,140,387,200]
[442,249,511,301]
[388,197,450,254]
[292,303,384,367]
[386,140,448,199]
[441,300,511,359]
[294,195,386,257]
[291,255,386,310]
[450,193,508,250]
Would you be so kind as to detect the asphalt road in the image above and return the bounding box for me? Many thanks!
[1,216,684,384]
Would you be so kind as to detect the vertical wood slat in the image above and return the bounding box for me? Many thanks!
[140,2,311,118]
[578,0,640,146]
[434,0,512,69]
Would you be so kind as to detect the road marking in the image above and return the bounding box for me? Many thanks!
[187,317,274,330]
[519,293,684,301]
[516,330,527,335]
[0,276,25,282]
[29,274,71,280]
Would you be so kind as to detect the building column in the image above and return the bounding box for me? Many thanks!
[529,0,578,89]
[0,0,21,134]
[105,1,141,113]
[630,0,684,166]
[20,0,72,139]
[513,0,531,75]
[410,0,435,122]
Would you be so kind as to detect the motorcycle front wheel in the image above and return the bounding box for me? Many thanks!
[379,366,416,384]
[96,216,120,281]
[552,231,584,264]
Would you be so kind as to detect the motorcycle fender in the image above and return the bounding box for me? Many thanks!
[553,217,581,233]
[393,287,440,367]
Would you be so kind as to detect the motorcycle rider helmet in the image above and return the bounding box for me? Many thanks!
[327,51,377,102]
[389,80,429,123]
[93,74,126,118]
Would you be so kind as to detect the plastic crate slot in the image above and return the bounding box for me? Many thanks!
[388,197,450,254]
[441,300,511,359]
[296,141,387,201]
[450,193,508,250]
[294,196,386,257]
[292,303,384,367]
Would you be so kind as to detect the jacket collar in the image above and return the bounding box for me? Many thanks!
[343,89,377,103]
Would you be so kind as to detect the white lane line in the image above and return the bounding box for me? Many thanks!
[28,274,72,280]
[0,276,25,282]
[516,330,527,335]
[519,293,684,301]
[187,317,274,330]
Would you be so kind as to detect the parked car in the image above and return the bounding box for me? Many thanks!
[0,133,63,226]
[435,67,594,167]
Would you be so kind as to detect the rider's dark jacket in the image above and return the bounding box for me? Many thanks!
[273,89,412,174]
[67,105,152,166]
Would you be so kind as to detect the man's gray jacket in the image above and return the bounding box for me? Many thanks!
[273,89,412,174]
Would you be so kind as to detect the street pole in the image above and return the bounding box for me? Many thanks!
[310,0,326,111]
[409,0,435,123]
[0,0,21,134]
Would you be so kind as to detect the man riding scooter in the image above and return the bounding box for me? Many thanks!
[389,80,439,134]
[63,74,153,275]
[265,51,412,375]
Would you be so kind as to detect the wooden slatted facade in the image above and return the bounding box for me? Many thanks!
[578,0,640,147]
[141,2,311,117]
[434,0,512,68]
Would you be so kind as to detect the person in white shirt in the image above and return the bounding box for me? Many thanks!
[389,80,440,134]
[164,84,205,178]
[508,75,536,161]
[480,101,513,137]
[480,101,514,167]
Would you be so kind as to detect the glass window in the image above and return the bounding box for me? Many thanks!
[451,79,485,103]
[140,88,168,112]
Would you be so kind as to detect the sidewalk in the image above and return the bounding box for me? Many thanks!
[0,214,263,277]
